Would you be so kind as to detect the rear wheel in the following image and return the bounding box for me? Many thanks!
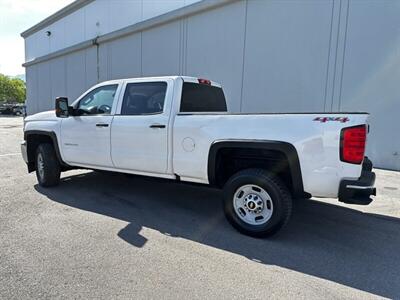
[36,144,61,187]
[223,168,292,238]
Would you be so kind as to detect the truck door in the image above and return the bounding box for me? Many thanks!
[111,79,172,174]
[61,84,120,167]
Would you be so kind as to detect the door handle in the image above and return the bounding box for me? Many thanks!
[96,123,109,127]
[149,124,166,129]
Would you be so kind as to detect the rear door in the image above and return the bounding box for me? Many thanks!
[110,79,173,174]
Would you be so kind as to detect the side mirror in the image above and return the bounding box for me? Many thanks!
[55,97,69,118]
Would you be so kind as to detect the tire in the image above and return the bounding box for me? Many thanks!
[223,168,292,238]
[35,143,61,187]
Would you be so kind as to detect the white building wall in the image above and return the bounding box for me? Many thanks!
[23,0,400,170]
[105,33,143,79]
[185,1,246,112]
[141,21,181,77]
[338,0,400,170]
[241,0,333,113]
[24,0,202,61]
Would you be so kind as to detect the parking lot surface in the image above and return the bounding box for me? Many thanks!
[1,116,399,299]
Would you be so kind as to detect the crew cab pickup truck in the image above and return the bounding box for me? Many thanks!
[21,76,376,237]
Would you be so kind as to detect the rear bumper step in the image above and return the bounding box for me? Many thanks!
[338,157,376,205]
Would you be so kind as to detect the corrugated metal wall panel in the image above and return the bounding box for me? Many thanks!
[85,47,99,88]
[37,62,52,112]
[241,0,333,113]
[339,1,400,170]
[25,65,38,115]
[185,0,246,112]
[142,21,181,77]
[50,56,67,102]
[142,0,185,20]
[98,43,109,82]
[107,34,142,79]
[24,0,203,61]
[65,50,87,101]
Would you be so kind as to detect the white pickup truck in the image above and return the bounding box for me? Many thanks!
[21,76,376,237]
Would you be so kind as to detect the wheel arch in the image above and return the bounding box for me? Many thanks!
[24,130,68,172]
[207,140,308,198]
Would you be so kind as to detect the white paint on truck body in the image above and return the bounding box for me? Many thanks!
[172,113,368,197]
[24,76,369,199]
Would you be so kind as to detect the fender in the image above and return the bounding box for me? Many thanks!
[207,140,307,198]
[24,130,69,171]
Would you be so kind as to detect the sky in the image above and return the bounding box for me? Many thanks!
[0,0,74,76]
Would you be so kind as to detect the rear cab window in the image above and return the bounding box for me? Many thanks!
[180,81,227,113]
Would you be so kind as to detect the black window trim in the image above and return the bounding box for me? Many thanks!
[116,81,168,116]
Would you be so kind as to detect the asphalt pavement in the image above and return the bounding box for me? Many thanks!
[1,116,399,299]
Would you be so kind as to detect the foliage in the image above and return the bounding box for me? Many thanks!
[0,74,26,103]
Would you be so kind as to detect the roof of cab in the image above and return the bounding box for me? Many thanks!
[95,76,222,87]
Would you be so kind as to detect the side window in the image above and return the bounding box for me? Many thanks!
[78,84,118,115]
[121,82,167,115]
[180,82,227,112]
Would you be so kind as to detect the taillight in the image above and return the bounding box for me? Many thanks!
[340,125,367,164]
[198,78,211,85]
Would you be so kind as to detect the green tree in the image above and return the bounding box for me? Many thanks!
[0,74,26,103]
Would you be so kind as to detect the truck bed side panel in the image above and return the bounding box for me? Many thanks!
[172,113,369,197]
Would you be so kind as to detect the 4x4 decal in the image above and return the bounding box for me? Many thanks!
[313,116,349,123]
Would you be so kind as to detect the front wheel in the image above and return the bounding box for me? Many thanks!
[223,168,292,238]
[36,143,61,187]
